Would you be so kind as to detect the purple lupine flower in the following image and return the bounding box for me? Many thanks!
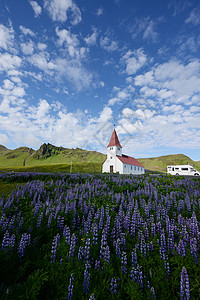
[91,223,98,245]
[151,223,156,236]
[131,248,137,266]
[180,267,190,300]
[190,237,198,263]
[140,233,147,257]
[88,293,95,300]
[9,234,15,249]
[84,237,90,261]
[78,246,84,261]
[37,212,43,228]
[17,217,24,232]
[167,223,174,252]
[100,231,109,264]
[47,213,53,229]
[18,233,31,258]
[67,273,74,300]
[150,287,156,299]
[120,232,126,251]
[63,225,71,245]
[130,264,143,289]
[51,233,60,263]
[115,238,121,258]
[177,239,186,257]
[8,215,15,231]
[110,277,117,294]
[94,260,100,271]
[83,263,90,294]
[121,251,127,274]
[57,216,65,230]
[69,233,76,259]
[1,230,10,250]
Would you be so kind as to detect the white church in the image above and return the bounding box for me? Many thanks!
[102,129,145,175]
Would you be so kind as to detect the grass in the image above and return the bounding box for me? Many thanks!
[0,181,25,198]
[138,154,200,173]
[0,162,103,173]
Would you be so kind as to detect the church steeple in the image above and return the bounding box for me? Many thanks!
[107,129,122,148]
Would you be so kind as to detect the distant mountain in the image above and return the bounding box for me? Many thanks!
[0,144,199,173]
[137,154,200,173]
[0,143,106,168]
[0,145,8,151]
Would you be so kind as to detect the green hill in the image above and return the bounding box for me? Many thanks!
[0,143,106,171]
[137,154,200,173]
[0,144,199,173]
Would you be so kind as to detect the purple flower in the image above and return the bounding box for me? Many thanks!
[110,277,117,294]
[69,233,76,259]
[63,225,71,245]
[150,286,156,299]
[67,273,74,300]
[180,266,190,300]
[84,237,91,261]
[18,233,31,258]
[51,233,60,263]
[83,263,90,294]
[121,251,127,274]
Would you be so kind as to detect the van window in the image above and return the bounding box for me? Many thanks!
[175,167,179,170]
[181,168,188,171]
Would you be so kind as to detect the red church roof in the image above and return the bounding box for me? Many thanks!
[107,129,122,148]
[116,155,144,167]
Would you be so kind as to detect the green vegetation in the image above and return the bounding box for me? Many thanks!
[0,162,103,174]
[0,143,199,173]
[0,143,106,172]
[0,172,200,299]
[138,154,200,173]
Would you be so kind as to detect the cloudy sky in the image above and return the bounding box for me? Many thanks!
[0,0,200,160]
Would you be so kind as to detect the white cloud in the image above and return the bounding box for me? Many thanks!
[0,133,9,145]
[37,43,47,51]
[108,88,130,106]
[0,53,21,72]
[122,49,147,75]
[0,24,14,50]
[44,0,81,24]
[55,58,93,91]
[135,60,200,104]
[29,1,42,17]
[21,40,34,55]
[96,8,103,16]
[3,79,14,90]
[56,27,88,60]
[84,28,98,46]
[130,17,158,43]
[100,35,118,52]
[28,53,56,73]
[168,1,191,17]
[185,7,200,25]
[19,25,35,37]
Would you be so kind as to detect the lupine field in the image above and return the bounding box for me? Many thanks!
[0,172,200,299]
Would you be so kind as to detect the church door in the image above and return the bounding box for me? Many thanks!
[110,166,113,173]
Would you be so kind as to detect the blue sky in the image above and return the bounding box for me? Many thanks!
[0,0,200,161]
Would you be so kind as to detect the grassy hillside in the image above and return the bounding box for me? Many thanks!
[0,143,106,169]
[138,154,200,173]
[0,144,199,173]
[0,162,103,173]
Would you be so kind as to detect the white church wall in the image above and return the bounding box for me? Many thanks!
[123,164,145,175]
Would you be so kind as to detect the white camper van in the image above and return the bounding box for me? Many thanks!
[167,165,200,176]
